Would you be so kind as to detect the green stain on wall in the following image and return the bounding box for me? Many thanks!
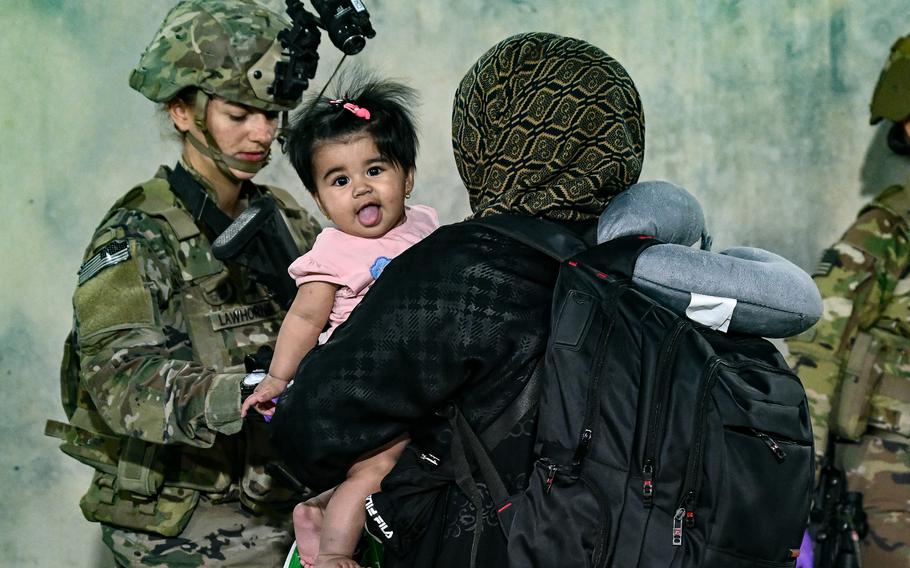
[829,7,848,93]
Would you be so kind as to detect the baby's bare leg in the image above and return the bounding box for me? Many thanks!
[294,488,335,567]
[314,436,409,568]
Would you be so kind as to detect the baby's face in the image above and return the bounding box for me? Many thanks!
[311,133,413,239]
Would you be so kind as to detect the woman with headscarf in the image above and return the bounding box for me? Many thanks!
[271,32,645,567]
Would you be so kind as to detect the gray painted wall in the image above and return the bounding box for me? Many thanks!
[3,1,910,565]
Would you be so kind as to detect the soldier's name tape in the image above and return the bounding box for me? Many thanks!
[210,301,278,331]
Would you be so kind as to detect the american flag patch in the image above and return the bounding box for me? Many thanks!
[813,248,839,277]
[78,240,131,285]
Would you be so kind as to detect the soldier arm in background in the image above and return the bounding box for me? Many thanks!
[786,203,910,457]
[73,208,244,448]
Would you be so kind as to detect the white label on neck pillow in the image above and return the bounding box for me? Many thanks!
[686,293,737,333]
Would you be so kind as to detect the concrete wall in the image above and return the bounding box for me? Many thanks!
[3,1,910,565]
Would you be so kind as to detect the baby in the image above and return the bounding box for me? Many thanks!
[241,76,437,568]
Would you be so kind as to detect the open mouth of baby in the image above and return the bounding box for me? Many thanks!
[356,204,382,227]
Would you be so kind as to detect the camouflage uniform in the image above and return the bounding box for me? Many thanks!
[44,162,320,567]
[44,1,321,566]
[786,182,910,566]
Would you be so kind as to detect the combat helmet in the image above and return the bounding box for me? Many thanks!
[870,34,910,125]
[130,0,300,178]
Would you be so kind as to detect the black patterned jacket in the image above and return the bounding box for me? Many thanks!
[273,218,595,566]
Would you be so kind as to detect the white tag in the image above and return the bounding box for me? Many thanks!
[685,293,737,332]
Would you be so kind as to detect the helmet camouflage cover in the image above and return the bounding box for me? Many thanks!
[870,34,910,125]
[129,0,298,111]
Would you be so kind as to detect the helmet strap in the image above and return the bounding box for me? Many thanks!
[188,94,271,184]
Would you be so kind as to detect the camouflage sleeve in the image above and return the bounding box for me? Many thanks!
[292,207,321,248]
[73,209,243,447]
[785,205,910,457]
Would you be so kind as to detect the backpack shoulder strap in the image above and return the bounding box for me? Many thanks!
[470,215,660,278]
[579,235,662,279]
[468,214,588,261]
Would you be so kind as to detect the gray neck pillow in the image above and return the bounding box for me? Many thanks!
[597,181,821,338]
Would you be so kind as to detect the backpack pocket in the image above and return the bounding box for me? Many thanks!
[507,459,611,568]
[706,426,811,562]
[699,361,812,564]
[79,470,199,537]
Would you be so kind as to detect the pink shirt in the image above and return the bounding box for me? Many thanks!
[288,204,439,342]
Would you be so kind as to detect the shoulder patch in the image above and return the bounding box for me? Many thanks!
[78,240,130,285]
[813,248,840,277]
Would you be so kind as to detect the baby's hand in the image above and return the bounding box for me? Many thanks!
[240,375,290,418]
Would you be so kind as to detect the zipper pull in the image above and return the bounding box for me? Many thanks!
[545,463,558,494]
[752,429,787,462]
[684,491,696,528]
[573,428,594,466]
[672,507,685,546]
[641,460,654,507]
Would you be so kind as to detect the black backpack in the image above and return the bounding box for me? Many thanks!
[465,216,814,567]
[366,215,814,568]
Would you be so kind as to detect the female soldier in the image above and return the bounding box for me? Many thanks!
[44,1,320,565]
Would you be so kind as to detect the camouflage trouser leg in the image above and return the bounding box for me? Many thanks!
[860,510,910,567]
[102,497,293,567]
[839,435,910,568]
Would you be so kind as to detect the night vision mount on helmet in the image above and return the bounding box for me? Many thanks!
[129,0,376,180]
[276,0,377,103]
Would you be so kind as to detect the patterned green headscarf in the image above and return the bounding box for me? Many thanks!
[453,32,645,220]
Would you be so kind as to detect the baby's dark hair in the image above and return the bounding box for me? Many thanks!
[285,72,419,193]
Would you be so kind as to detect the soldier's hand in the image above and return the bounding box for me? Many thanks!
[240,374,289,418]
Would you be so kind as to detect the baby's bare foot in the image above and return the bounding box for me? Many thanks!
[314,553,362,568]
[293,501,325,567]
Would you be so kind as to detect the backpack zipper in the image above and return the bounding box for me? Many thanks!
[582,474,611,567]
[672,357,723,546]
[724,425,795,462]
[641,319,688,507]
[672,507,686,546]
[575,316,614,468]
[751,428,787,462]
[542,459,612,566]
[540,267,614,491]
[545,462,559,493]
[542,459,580,493]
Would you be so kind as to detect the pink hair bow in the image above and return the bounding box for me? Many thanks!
[328,99,371,120]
